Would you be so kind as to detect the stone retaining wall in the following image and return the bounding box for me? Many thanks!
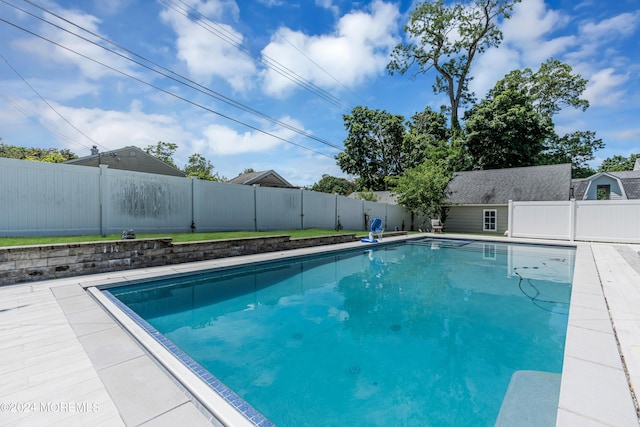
[0,232,407,286]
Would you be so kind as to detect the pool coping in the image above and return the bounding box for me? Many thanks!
[2,233,639,426]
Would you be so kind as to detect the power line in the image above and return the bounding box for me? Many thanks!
[0,17,337,159]
[0,90,91,148]
[8,0,344,151]
[0,50,103,151]
[159,0,354,113]
[275,30,367,106]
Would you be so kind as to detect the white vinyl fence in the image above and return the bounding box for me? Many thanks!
[508,199,640,244]
[0,158,413,237]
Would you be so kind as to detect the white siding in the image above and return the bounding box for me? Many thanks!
[583,175,626,200]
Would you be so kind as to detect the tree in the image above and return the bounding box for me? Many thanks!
[145,141,178,169]
[183,153,221,181]
[468,59,602,176]
[463,89,552,169]
[310,175,356,196]
[388,0,520,133]
[0,141,77,162]
[539,131,603,178]
[337,106,406,190]
[599,153,640,172]
[402,107,450,168]
[354,190,378,202]
[492,58,589,119]
[388,158,452,219]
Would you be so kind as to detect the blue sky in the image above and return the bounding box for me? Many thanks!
[1,0,639,186]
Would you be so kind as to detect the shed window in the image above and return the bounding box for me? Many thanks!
[483,209,497,232]
[597,185,610,200]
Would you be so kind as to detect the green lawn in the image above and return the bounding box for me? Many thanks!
[0,229,370,247]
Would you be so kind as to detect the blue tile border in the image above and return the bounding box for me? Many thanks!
[102,290,274,427]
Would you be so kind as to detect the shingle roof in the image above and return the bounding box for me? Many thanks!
[445,164,572,205]
[64,146,186,177]
[572,170,640,199]
[227,170,294,187]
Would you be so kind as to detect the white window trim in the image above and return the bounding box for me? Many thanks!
[483,243,497,260]
[483,209,497,232]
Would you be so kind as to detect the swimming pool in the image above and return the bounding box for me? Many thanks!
[104,239,575,426]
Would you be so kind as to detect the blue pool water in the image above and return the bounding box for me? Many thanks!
[107,239,575,426]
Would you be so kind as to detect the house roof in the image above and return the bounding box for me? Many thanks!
[227,170,294,188]
[445,163,572,205]
[572,169,640,200]
[65,146,186,177]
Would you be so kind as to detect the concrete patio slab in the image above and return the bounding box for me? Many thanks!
[0,235,638,426]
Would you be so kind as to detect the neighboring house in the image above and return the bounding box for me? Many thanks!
[443,164,572,234]
[228,170,294,188]
[65,146,186,177]
[572,161,640,200]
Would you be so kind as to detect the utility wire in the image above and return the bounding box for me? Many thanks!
[276,31,366,106]
[0,90,91,148]
[0,17,336,159]
[160,0,353,113]
[233,0,365,107]
[10,0,344,151]
[0,50,103,151]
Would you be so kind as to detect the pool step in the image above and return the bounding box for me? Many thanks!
[408,238,474,247]
[495,370,561,427]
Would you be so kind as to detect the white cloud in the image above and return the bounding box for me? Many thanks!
[315,0,339,18]
[469,47,521,100]
[13,7,138,80]
[581,11,639,39]
[160,0,257,92]
[503,0,567,43]
[260,1,400,97]
[33,102,189,155]
[93,0,131,15]
[501,0,575,65]
[583,68,629,106]
[568,11,640,64]
[200,116,306,155]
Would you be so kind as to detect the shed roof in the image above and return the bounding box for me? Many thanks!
[445,163,572,205]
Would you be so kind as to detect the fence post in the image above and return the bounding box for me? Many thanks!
[385,203,388,229]
[253,185,258,232]
[300,188,305,230]
[335,193,339,230]
[569,199,576,241]
[507,200,513,238]
[99,165,108,237]
[191,177,195,232]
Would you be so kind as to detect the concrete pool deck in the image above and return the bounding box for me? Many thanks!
[0,234,639,426]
